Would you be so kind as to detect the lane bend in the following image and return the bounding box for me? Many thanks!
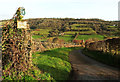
[69,49,120,80]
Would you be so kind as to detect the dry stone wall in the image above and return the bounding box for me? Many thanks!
[86,38,120,55]
[32,40,82,53]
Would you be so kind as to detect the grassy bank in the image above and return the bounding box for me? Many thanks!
[82,48,120,68]
[32,47,81,81]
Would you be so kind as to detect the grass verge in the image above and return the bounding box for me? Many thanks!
[82,48,120,68]
[32,47,81,81]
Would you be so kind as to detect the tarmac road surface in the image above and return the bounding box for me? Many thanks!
[69,49,120,81]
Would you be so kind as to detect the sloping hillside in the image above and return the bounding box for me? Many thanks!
[26,18,119,36]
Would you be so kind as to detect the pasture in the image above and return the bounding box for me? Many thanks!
[32,29,51,35]
[58,35,74,42]
[76,35,104,40]
[32,35,43,39]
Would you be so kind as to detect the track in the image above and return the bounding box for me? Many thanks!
[69,49,120,80]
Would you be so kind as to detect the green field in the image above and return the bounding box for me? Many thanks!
[32,47,82,80]
[108,26,116,28]
[71,27,93,30]
[32,34,74,42]
[58,35,74,42]
[76,35,104,40]
[71,24,88,28]
[64,31,96,35]
[64,31,78,35]
[32,29,51,35]
[32,35,43,39]
[32,34,104,42]
[32,35,49,41]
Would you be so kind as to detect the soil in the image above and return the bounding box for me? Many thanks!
[69,49,120,81]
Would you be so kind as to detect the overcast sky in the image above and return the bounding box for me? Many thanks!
[0,0,119,21]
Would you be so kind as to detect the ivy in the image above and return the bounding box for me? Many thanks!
[2,22,33,80]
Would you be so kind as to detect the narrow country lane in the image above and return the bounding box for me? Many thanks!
[69,49,120,80]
